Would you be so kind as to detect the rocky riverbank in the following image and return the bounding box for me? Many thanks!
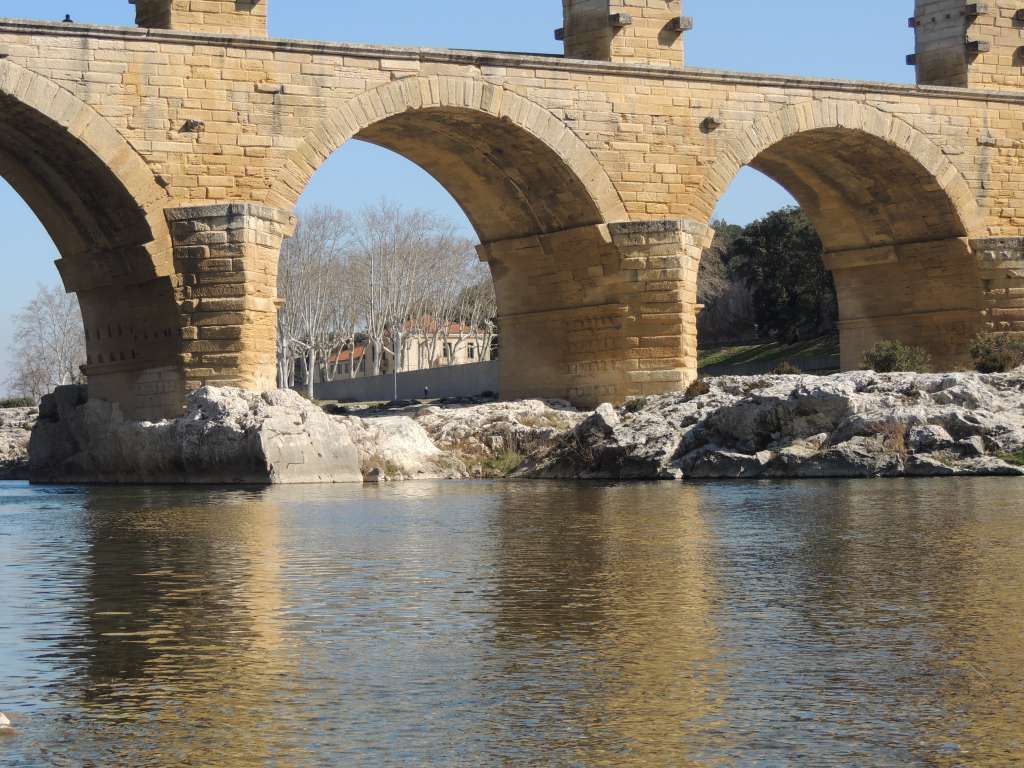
[518,369,1024,479]
[336,399,584,480]
[7,369,1024,484]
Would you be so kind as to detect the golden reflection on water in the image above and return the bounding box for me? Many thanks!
[1,479,1023,766]
[488,484,725,766]
[65,490,301,767]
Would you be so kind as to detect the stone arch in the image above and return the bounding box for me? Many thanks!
[0,59,173,280]
[0,60,183,419]
[267,75,636,405]
[266,75,627,241]
[700,100,981,235]
[699,100,984,370]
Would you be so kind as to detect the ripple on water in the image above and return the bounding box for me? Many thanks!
[0,478,1023,766]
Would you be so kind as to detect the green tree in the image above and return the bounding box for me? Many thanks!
[726,207,837,343]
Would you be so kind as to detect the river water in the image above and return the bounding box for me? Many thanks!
[1,479,1022,766]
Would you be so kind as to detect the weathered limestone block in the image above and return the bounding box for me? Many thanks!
[484,219,706,406]
[973,237,1024,338]
[609,218,709,396]
[29,385,361,484]
[131,0,268,37]
[169,203,295,396]
[560,0,686,66]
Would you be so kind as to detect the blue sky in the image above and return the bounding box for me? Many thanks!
[0,1,913,392]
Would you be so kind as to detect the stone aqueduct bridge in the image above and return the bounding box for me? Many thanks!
[1,0,1024,418]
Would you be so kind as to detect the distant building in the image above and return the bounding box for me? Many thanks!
[331,344,369,378]
[387,320,493,374]
[320,320,495,381]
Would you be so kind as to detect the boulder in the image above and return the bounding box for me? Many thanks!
[414,399,585,477]
[29,386,361,484]
[334,414,464,480]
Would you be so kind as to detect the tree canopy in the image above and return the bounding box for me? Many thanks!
[706,207,837,344]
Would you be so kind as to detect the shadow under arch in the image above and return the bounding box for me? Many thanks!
[0,60,183,417]
[701,101,983,369]
[267,75,628,240]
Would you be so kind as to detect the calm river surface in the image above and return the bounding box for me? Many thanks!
[1,479,1023,766]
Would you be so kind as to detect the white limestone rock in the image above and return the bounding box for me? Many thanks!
[29,386,361,484]
[519,369,1024,480]
[334,415,465,480]
[0,406,35,480]
[414,399,585,476]
[330,399,584,480]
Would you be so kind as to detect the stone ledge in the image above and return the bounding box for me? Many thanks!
[837,307,980,328]
[823,245,898,271]
[608,219,709,238]
[499,302,628,325]
[164,202,295,226]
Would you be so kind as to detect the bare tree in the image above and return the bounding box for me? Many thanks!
[6,284,86,401]
[348,201,468,375]
[276,200,497,392]
[276,206,357,397]
[454,266,497,364]
[412,237,478,369]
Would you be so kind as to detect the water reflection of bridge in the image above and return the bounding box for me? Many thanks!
[26,480,1023,764]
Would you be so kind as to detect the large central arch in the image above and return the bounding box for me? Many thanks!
[272,76,636,403]
[0,60,181,418]
[701,101,983,370]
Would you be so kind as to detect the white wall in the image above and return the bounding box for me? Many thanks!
[315,361,499,402]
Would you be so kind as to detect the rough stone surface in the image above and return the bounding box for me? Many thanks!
[518,370,1024,480]
[18,372,1024,484]
[335,399,586,481]
[0,407,35,480]
[29,386,361,485]
[334,415,464,481]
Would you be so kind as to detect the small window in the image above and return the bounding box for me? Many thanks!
[468,344,476,360]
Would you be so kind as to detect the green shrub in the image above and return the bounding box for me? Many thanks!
[861,340,932,373]
[481,450,525,477]
[684,378,711,399]
[969,332,1024,374]
[772,361,802,375]
[0,397,34,408]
